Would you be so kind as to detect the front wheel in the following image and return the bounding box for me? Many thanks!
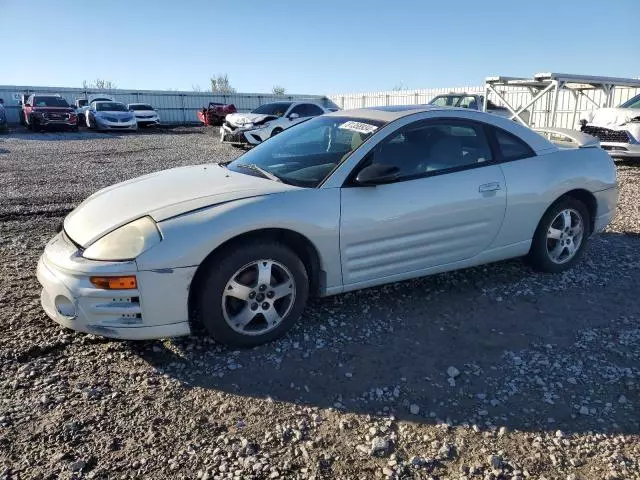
[270,127,283,138]
[198,241,309,347]
[528,197,590,273]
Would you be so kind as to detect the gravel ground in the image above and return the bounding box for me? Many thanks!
[0,127,639,480]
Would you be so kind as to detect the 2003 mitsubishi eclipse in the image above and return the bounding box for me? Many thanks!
[37,106,618,346]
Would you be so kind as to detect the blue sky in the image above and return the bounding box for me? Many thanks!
[1,0,636,94]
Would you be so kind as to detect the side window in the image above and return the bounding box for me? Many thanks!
[304,104,325,117]
[289,104,307,117]
[459,96,478,109]
[493,128,535,161]
[372,121,493,180]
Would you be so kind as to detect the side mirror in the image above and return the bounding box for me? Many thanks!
[355,164,400,186]
[289,112,300,120]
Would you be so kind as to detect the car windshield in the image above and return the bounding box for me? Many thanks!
[33,96,69,107]
[129,104,154,111]
[620,94,640,109]
[227,116,386,188]
[95,102,127,112]
[251,102,293,117]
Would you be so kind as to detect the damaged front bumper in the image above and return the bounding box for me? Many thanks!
[36,231,194,340]
[582,124,640,158]
[219,123,267,146]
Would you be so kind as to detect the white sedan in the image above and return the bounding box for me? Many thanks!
[220,101,336,146]
[37,106,617,346]
[127,103,161,127]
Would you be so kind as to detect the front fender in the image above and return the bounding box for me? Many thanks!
[136,188,343,291]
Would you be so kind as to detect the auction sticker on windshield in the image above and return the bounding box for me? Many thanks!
[338,121,379,135]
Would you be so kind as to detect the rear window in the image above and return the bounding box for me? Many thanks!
[33,96,69,107]
[493,128,535,161]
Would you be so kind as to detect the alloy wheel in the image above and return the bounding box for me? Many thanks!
[546,208,584,264]
[222,259,296,336]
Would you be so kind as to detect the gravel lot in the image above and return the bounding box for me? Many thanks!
[1,127,639,480]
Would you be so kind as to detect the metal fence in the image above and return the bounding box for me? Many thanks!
[330,85,640,129]
[0,85,333,124]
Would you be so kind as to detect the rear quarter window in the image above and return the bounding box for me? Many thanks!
[492,128,535,161]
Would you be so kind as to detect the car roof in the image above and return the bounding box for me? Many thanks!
[325,105,443,122]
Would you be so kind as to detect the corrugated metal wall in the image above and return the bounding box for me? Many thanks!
[330,86,640,129]
[0,85,332,124]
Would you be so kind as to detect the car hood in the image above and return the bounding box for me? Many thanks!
[225,112,278,126]
[64,164,297,247]
[583,107,640,127]
[32,107,74,113]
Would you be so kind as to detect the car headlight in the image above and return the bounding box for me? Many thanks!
[83,216,161,261]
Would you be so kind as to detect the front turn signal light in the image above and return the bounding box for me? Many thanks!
[90,276,137,290]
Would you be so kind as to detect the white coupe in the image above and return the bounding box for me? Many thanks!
[37,106,617,346]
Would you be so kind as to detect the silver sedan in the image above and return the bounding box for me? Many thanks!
[37,106,617,346]
[86,101,138,131]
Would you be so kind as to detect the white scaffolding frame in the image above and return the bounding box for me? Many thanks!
[483,73,640,128]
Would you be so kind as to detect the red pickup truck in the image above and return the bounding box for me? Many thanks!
[197,102,237,126]
[23,94,78,131]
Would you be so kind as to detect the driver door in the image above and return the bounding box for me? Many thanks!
[339,119,507,287]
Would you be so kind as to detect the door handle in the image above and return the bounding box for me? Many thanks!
[479,182,501,193]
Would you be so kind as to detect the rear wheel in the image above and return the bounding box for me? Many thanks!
[528,197,590,273]
[271,127,283,138]
[197,241,309,347]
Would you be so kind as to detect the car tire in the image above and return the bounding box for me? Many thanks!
[271,127,283,138]
[197,240,309,347]
[527,196,590,273]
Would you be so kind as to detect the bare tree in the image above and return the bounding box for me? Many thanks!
[210,74,236,94]
[272,85,286,96]
[94,78,116,90]
[81,78,117,90]
[192,84,202,92]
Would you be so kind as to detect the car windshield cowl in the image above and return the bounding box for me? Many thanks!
[234,163,283,183]
[227,115,386,188]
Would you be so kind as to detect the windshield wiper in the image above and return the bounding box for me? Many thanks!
[235,163,282,182]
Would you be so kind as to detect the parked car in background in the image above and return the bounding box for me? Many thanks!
[22,94,78,131]
[580,93,640,158]
[429,93,531,124]
[0,98,7,132]
[75,96,114,126]
[86,101,138,131]
[197,102,237,126]
[127,103,161,127]
[37,106,617,346]
[220,101,333,146]
[17,94,29,125]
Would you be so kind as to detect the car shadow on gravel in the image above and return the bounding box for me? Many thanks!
[132,232,640,436]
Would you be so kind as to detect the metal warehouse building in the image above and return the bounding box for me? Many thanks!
[0,85,333,124]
